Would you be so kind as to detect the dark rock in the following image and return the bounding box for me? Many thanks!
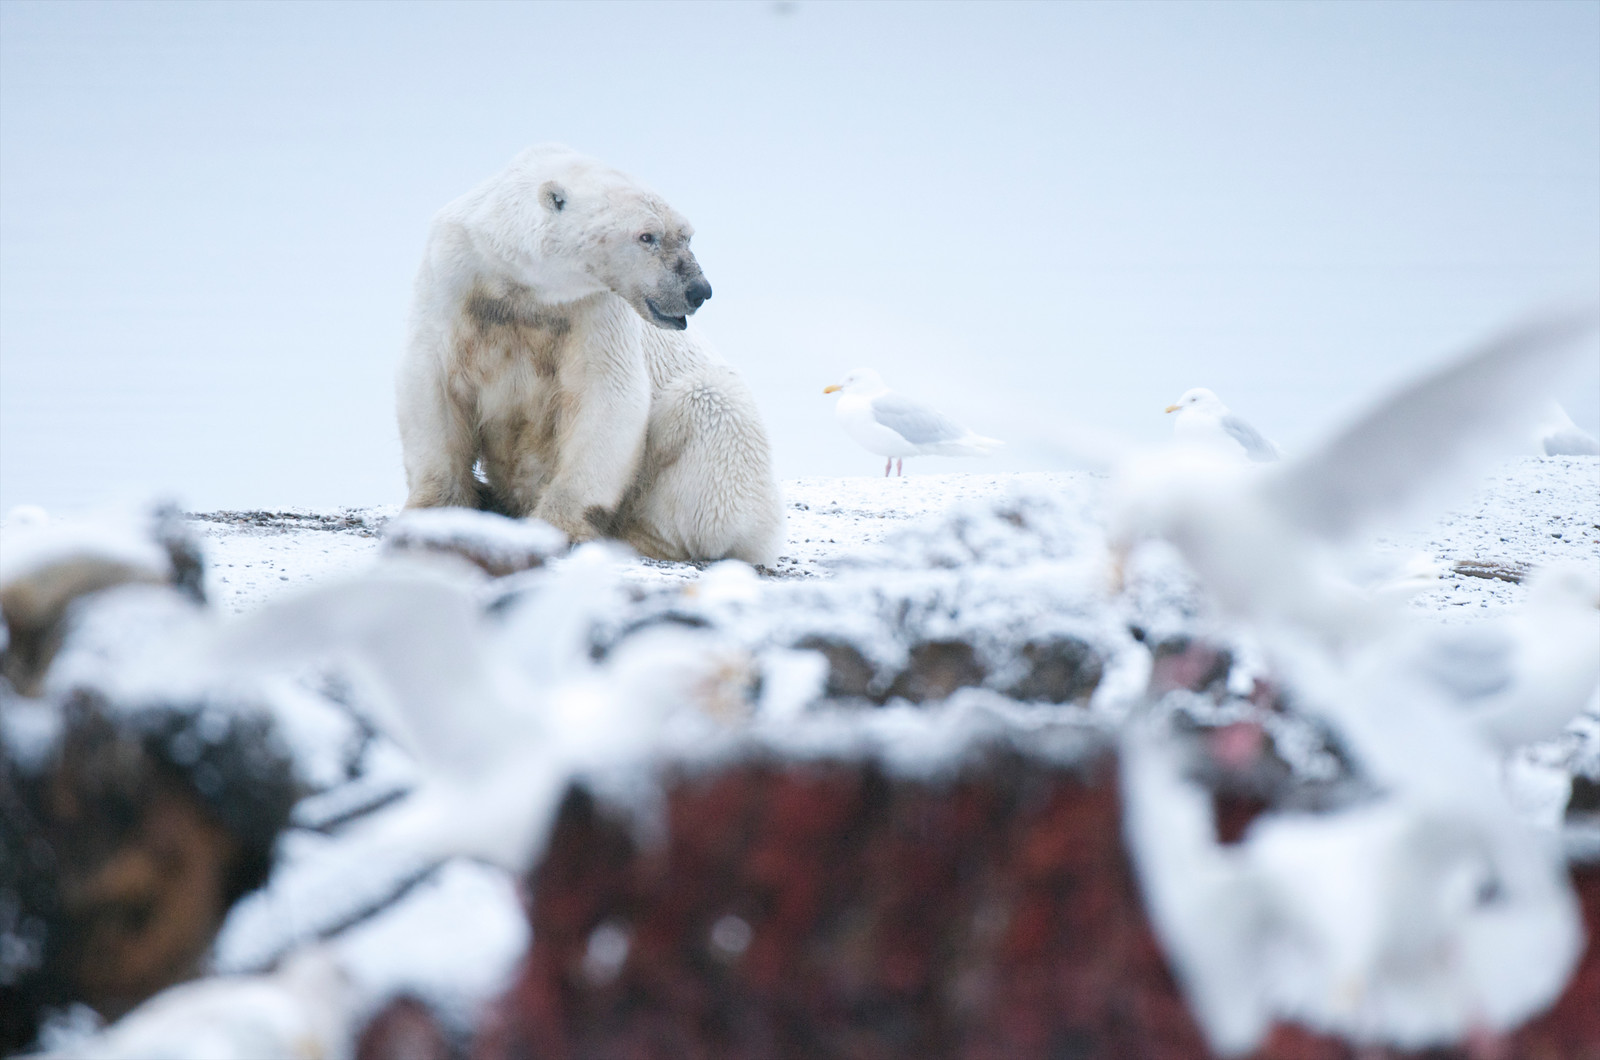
[1176,710,1370,831]
[2,564,159,698]
[0,691,296,1049]
[1450,560,1529,585]
[796,632,1109,710]
[1148,637,1233,698]
[793,635,879,700]
[0,506,206,696]
[476,750,1216,1060]
[151,505,206,606]
[478,747,1600,1060]
[187,509,385,536]
[884,640,986,704]
[357,995,455,1060]
[1211,789,1273,848]
[1569,774,1600,817]
[1006,637,1103,704]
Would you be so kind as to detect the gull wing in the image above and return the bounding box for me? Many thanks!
[1219,414,1281,462]
[1414,627,1517,702]
[1262,310,1599,542]
[870,392,969,446]
[197,572,509,775]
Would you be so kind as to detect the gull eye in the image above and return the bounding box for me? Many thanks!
[639,233,657,246]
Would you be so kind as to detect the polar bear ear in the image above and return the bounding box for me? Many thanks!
[539,181,568,214]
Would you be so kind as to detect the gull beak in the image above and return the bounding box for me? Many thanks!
[1163,404,1180,414]
[823,384,842,394]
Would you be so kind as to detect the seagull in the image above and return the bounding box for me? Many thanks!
[1534,401,1600,456]
[1406,561,1600,752]
[1111,311,1600,1052]
[140,545,755,873]
[1111,311,1600,644]
[1125,572,1591,1056]
[1165,387,1281,463]
[1124,720,1581,1056]
[824,367,1001,477]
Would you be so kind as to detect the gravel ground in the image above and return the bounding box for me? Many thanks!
[192,457,1598,618]
[20,454,1583,1051]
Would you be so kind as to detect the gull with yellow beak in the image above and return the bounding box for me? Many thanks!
[1165,387,1280,463]
[1111,311,1598,644]
[824,367,1002,476]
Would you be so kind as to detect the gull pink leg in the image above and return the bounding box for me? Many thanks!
[884,457,892,477]
[896,459,904,476]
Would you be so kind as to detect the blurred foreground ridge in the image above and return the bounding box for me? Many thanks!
[2,451,1597,1058]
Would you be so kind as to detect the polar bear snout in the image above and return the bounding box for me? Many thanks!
[636,258,713,331]
[685,277,713,311]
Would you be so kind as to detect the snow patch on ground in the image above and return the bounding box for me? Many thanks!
[188,460,1597,617]
[192,508,395,614]
[174,458,1595,1040]
[1389,456,1600,620]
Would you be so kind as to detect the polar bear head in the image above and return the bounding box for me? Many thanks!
[476,145,712,331]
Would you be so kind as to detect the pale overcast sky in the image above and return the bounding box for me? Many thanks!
[2,1,1596,512]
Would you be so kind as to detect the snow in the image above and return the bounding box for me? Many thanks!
[1388,456,1600,620]
[176,460,1596,617]
[8,458,1597,1056]
[330,860,528,1035]
[0,696,63,772]
[380,507,566,577]
[190,509,395,615]
[29,950,354,1060]
[0,505,173,588]
[212,827,440,976]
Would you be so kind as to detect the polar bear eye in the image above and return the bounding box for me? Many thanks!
[639,233,657,246]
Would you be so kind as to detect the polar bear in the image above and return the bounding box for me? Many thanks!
[396,145,783,565]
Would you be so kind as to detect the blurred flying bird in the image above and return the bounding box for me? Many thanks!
[150,545,756,872]
[1116,309,1600,1054]
[824,368,1002,477]
[1111,310,1600,643]
[1124,719,1580,1056]
[1406,561,1600,752]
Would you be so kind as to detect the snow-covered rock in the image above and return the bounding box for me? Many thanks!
[3,461,1596,1057]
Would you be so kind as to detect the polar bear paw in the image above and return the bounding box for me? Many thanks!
[532,489,609,543]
